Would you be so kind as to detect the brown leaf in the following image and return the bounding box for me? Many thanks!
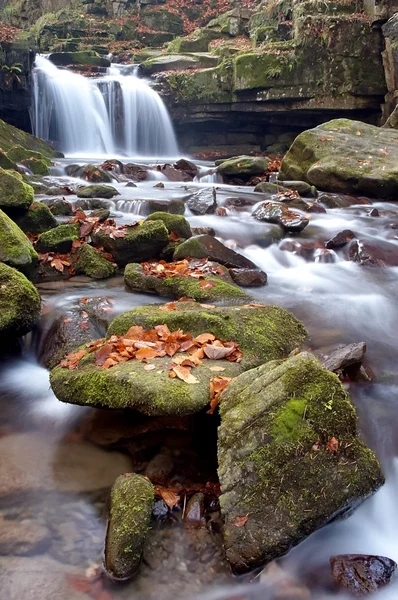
[194,333,216,344]
[51,258,65,272]
[158,487,179,509]
[79,321,90,330]
[60,349,87,369]
[204,344,234,360]
[159,302,177,311]
[232,515,249,527]
[326,436,339,454]
[135,347,159,361]
[171,365,199,384]
[199,280,217,290]
[199,303,216,309]
[103,357,119,369]
[125,325,144,339]
[169,231,180,242]
[95,343,114,366]
[66,574,93,594]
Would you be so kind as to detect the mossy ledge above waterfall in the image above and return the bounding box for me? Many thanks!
[0,120,62,159]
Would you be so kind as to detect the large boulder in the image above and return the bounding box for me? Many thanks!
[76,184,120,199]
[218,352,384,574]
[0,119,60,159]
[144,212,192,239]
[173,235,257,269]
[91,220,169,266]
[279,119,398,199]
[0,209,38,274]
[217,156,269,178]
[36,224,79,254]
[0,168,34,213]
[0,263,41,342]
[14,202,57,234]
[72,244,117,280]
[50,303,307,415]
[124,262,249,302]
[105,474,154,580]
[6,146,52,175]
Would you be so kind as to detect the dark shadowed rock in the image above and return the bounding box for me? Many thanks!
[229,268,267,287]
[325,230,356,249]
[369,208,380,217]
[330,554,396,596]
[348,240,388,267]
[173,234,257,269]
[186,188,217,215]
[48,198,74,216]
[184,493,205,528]
[253,201,309,233]
[322,342,366,372]
[145,198,185,215]
[174,158,198,178]
[65,164,114,183]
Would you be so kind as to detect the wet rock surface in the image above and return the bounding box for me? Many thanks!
[322,342,366,373]
[229,267,267,287]
[185,187,218,215]
[174,234,257,269]
[330,554,397,596]
[253,201,309,233]
[325,229,356,249]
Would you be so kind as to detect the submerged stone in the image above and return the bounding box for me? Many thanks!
[105,474,154,580]
[0,263,41,342]
[50,303,307,415]
[218,352,384,573]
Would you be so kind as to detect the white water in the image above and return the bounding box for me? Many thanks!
[32,56,179,157]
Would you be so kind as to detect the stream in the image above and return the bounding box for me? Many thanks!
[1,155,398,599]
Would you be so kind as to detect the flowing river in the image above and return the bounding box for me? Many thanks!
[1,59,398,600]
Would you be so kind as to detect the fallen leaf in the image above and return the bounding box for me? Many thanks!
[51,258,66,272]
[159,302,177,311]
[326,436,339,454]
[232,515,249,527]
[209,366,226,372]
[158,487,180,509]
[169,231,180,242]
[199,280,217,290]
[144,364,156,371]
[194,333,216,344]
[60,349,87,369]
[135,347,159,361]
[79,321,90,330]
[171,365,199,384]
[204,344,234,360]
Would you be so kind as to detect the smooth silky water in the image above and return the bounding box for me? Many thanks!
[2,58,398,600]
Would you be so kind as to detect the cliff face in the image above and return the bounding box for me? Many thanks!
[0,40,35,132]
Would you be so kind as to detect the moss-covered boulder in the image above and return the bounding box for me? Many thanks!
[0,119,60,159]
[145,212,192,239]
[91,221,169,266]
[7,146,52,176]
[14,202,57,234]
[0,263,41,342]
[22,158,51,176]
[50,303,307,415]
[217,156,269,177]
[76,184,120,199]
[140,9,184,35]
[0,168,35,213]
[141,53,219,75]
[0,209,38,274]
[173,235,256,269]
[279,119,398,199]
[167,28,227,53]
[0,151,16,170]
[218,352,384,574]
[48,198,74,216]
[73,244,117,279]
[36,224,79,254]
[48,51,110,67]
[105,474,154,580]
[65,163,114,183]
[124,262,249,302]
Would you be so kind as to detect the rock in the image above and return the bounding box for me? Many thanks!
[14,201,57,234]
[218,352,384,573]
[65,163,114,183]
[89,208,110,222]
[145,198,185,215]
[217,156,269,177]
[279,119,398,199]
[276,180,317,197]
[0,519,50,556]
[322,342,366,372]
[36,224,79,254]
[330,554,396,596]
[174,158,198,178]
[124,262,249,302]
[48,198,74,216]
[105,473,154,580]
[7,146,51,171]
[173,235,257,269]
[154,182,165,188]
[145,453,174,484]
[39,298,109,369]
[186,188,217,215]
[160,165,192,182]
[254,181,284,194]
[142,54,218,75]
[152,500,169,521]
[191,227,216,236]
[91,220,169,266]
[48,51,110,67]
[0,432,132,497]
[50,302,307,415]
[145,212,192,239]
[72,244,117,280]
[125,164,148,181]
[76,184,120,199]
[369,208,380,217]
[0,209,38,274]
[224,196,259,209]
[229,268,267,287]
[184,493,205,528]
[0,263,41,342]
[75,198,110,211]
[125,181,137,188]
[348,239,388,267]
[253,202,309,233]
[0,119,60,160]
[0,168,34,214]
[317,192,368,209]
[325,230,356,249]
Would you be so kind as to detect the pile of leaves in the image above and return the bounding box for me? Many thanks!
[0,22,22,43]
[71,209,135,241]
[141,258,225,281]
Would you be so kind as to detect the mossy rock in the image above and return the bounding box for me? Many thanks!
[279,119,398,199]
[76,184,120,199]
[105,474,154,580]
[167,28,227,53]
[21,158,51,176]
[140,9,184,35]
[0,119,60,159]
[36,224,79,254]
[141,53,219,75]
[50,303,308,415]
[0,150,16,170]
[173,235,256,269]
[218,352,384,574]
[145,212,192,239]
[48,198,74,216]
[91,221,169,266]
[14,201,57,234]
[217,156,269,177]
[7,145,52,167]
[0,209,38,274]
[0,168,35,214]
[73,244,117,280]
[0,262,41,342]
[65,163,114,183]
[48,51,110,67]
[124,262,249,302]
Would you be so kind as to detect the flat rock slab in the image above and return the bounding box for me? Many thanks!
[50,303,307,416]
[218,352,384,573]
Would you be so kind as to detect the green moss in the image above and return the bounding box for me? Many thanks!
[217,156,269,177]
[166,61,233,103]
[14,201,57,234]
[0,208,38,274]
[0,119,60,159]
[0,150,16,170]
[36,223,79,253]
[271,397,307,442]
[73,243,117,279]
[145,212,192,239]
[105,473,154,580]
[76,184,119,199]
[0,262,41,340]
[167,28,226,53]
[7,145,52,167]
[0,167,34,213]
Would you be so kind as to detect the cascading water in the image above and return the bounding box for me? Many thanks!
[32,56,179,157]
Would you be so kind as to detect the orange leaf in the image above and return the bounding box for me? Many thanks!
[125,325,144,339]
[95,343,114,366]
[194,333,216,344]
[159,302,177,311]
[157,487,180,509]
[103,357,118,369]
[171,365,199,384]
[232,515,249,527]
[326,436,339,454]
[135,347,159,361]
[51,258,65,272]
[199,280,216,290]
[169,231,180,242]
[204,343,234,360]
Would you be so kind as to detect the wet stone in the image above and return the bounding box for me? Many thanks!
[330,554,397,596]
[252,201,309,233]
[322,342,366,373]
[229,268,267,287]
[145,453,174,485]
[184,493,205,528]
[185,187,217,215]
[152,500,169,521]
[325,229,356,249]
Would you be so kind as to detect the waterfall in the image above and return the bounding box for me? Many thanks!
[32,56,179,157]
